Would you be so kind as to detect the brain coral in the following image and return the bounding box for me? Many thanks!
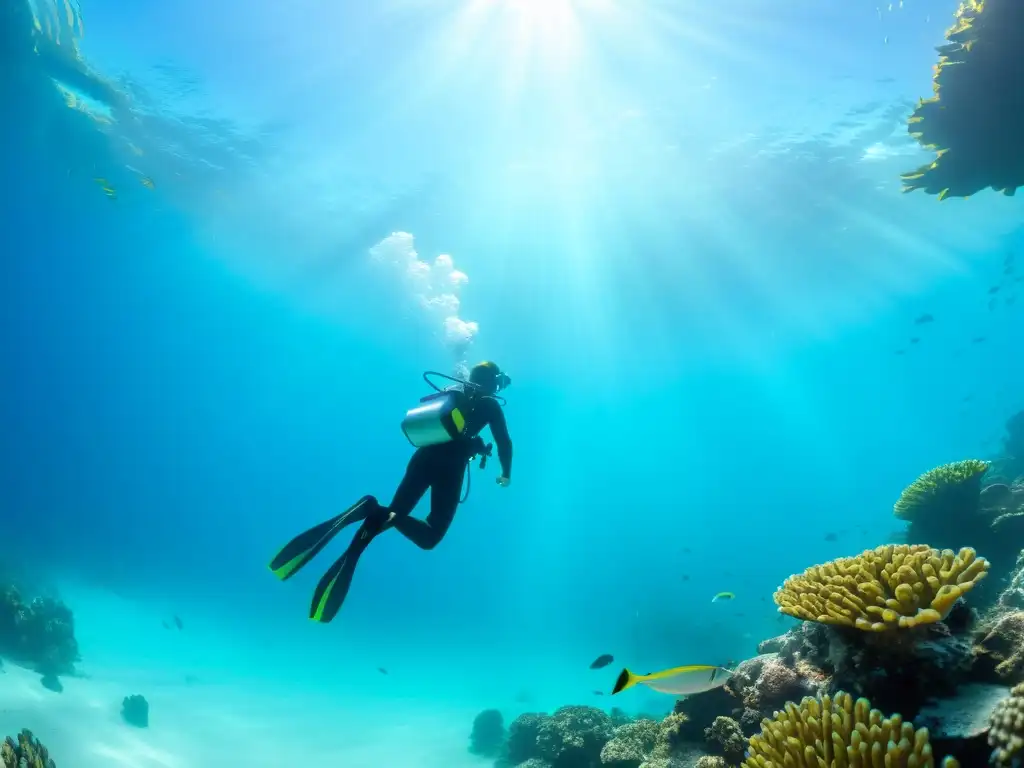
[893,459,989,521]
[743,692,960,768]
[774,544,989,631]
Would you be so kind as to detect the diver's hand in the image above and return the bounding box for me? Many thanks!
[496,476,510,488]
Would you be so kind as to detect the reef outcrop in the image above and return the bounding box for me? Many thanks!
[0,585,79,677]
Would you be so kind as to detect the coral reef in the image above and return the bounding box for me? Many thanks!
[535,706,614,766]
[773,544,988,631]
[743,691,961,767]
[482,435,1024,768]
[902,0,1024,200]
[0,586,79,676]
[702,717,743,765]
[892,460,1024,607]
[1,729,56,768]
[471,709,506,757]
[121,694,149,728]
[989,682,1024,767]
[598,719,659,767]
[498,709,699,768]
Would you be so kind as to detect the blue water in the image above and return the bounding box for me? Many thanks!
[1,0,1023,765]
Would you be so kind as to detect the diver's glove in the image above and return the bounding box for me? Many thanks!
[496,476,510,488]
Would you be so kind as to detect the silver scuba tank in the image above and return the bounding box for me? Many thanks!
[401,388,470,447]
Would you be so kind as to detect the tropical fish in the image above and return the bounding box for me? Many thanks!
[913,313,934,324]
[173,615,183,630]
[93,177,116,200]
[377,667,388,675]
[140,176,155,190]
[612,664,734,696]
[590,654,614,670]
[712,591,734,603]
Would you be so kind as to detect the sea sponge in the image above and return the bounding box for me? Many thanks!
[774,544,989,631]
[1,729,56,768]
[893,460,989,521]
[743,691,960,767]
[989,682,1024,766]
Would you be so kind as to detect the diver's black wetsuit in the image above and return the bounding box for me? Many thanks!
[386,396,512,549]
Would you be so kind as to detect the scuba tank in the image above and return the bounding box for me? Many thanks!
[400,371,503,448]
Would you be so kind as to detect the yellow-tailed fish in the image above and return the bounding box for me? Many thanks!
[93,177,116,199]
[712,591,734,602]
[612,664,734,696]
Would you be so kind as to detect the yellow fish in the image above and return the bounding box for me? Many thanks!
[93,177,116,199]
[612,665,734,696]
[140,176,155,190]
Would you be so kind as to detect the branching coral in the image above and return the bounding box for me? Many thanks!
[743,692,961,767]
[893,460,989,521]
[989,682,1024,766]
[1,729,56,768]
[774,544,989,631]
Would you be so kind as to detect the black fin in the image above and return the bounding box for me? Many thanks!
[308,517,383,623]
[269,496,378,580]
[611,669,632,695]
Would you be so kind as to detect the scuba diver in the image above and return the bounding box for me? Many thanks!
[269,361,513,623]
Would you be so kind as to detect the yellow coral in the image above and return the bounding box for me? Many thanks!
[773,544,989,631]
[990,682,1024,766]
[743,692,960,767]
[893,459,989,521]
[1,729,55,768]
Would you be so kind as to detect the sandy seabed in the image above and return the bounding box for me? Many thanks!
[0,583,496,768]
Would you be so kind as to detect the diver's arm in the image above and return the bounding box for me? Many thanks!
[489,403,513,480]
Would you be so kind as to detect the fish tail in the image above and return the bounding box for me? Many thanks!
[611,668,640,695]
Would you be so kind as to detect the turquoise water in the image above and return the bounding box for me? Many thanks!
[1,0,1022,765]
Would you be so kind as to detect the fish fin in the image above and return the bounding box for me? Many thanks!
[611,668,639,695]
